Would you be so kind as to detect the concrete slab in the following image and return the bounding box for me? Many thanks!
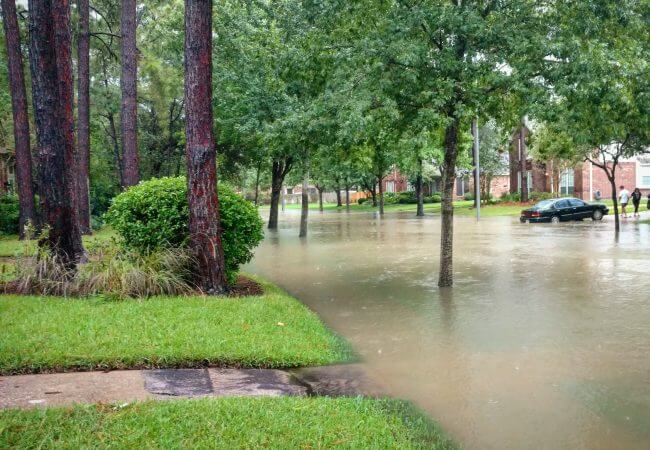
[0,370,151,409]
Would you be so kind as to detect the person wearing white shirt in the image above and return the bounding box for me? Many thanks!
[619,186,630,218]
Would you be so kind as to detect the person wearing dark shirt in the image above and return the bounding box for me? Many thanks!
[631,188,642,217]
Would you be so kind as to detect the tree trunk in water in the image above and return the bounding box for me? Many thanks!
[120,0,139,187]
[2,0,37,239]
[76,0,91,234]
[335,188,342,207]
[378,177,384,215]
[345,187,350,211]
[268,159,291,229]
[371,185,377,207]
[317,186,324,212]
[609,176,620,233]
[519,126,528,203]
[416,158,424,217]
[438,119,460,287]
[29,0,85,267]
[299,169,308,237]
[184,0,227,294]
[253,162,261,206]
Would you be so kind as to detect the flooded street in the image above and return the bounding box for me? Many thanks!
[246,211,650,450]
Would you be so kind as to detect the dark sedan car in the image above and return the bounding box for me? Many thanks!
[520,198,609,223]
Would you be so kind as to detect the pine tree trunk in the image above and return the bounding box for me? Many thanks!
[416,158,424,217]
[120,0,139,187]
[438,119,460,288]
[299,168,308,238]
[1,0,37,239]
[76,0,91,233]
[184,0,227,294]
[29,0,85,267]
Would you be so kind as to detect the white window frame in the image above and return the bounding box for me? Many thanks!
[638,163,650,188]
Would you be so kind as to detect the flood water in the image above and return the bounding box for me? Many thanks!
[246,210,650,450]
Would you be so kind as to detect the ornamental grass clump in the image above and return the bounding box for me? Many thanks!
[105,177,264,284]
[8,245,197,299]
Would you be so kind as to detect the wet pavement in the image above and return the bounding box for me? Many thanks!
[246,210,650,450]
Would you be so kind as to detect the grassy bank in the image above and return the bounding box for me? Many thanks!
[269,200,524,216]
[0,279,352,374]
[0,397,457,449]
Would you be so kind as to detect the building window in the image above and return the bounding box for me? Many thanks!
[517,171,533,193]
[640,164,650,187]
[386,181,395,193]
[560,169,574,195]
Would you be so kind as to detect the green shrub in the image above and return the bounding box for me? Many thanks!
[500,192,521,202]
[463,192,474,201]
[105,177,264,284]
[397,191,417,204]
[425,194,442,203]
[382,192,398,204]
[357,197,367,205]
[529,191,554,201]
[0,195,20,235]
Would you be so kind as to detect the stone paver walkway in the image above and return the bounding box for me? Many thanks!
[0,364,387,409]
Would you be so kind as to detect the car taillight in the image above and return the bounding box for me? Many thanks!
[531,212,541,217]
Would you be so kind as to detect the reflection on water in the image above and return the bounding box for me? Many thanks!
[246,211,650,450]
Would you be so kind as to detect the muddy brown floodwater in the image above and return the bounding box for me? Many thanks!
[246,210,650,450]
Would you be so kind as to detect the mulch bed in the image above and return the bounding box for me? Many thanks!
[228,276,264,297]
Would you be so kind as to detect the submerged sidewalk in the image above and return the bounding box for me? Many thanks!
[0,364,387,409]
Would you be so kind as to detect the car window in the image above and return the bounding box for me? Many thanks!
[534,200,556,209]
[556,200,570,208]
[568,199,585,207]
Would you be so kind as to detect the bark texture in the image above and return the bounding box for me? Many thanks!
[28,0,85,267]
[184,0,227,293]
[378,176,384,215]
[1,0,37,238]
[316,184,324,212]
[299,169,308,238]
[335,187,342,207]
[415,158,424,217]
[268,157,291,229]
[438,119,460,287]
[76,0,91,233]
[519,126,528,203]
[120,0,139,187]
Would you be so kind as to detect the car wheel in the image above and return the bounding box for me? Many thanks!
[550,215,560,224]
[592,210,603,221]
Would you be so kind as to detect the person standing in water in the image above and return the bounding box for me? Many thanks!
[619,186,630,218]
[631,188,642,217]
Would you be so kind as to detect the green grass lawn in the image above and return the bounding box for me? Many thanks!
[0,397,457,449]
[0,279,352,375]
